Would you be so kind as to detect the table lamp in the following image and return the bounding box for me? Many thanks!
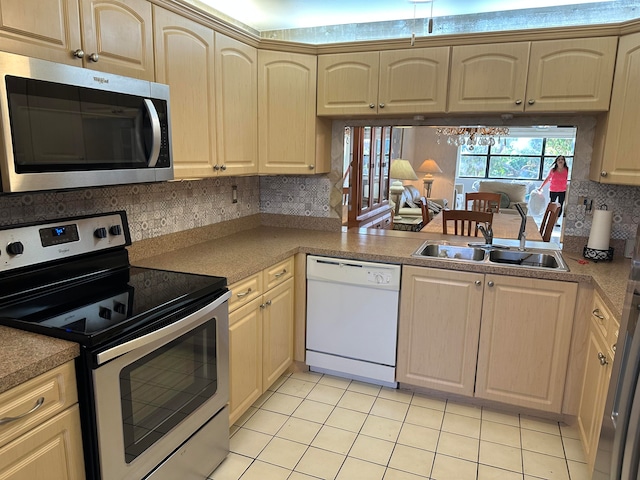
[389,159,418,219]
[417,158,442,198]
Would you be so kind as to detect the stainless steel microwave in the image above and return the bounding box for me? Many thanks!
[0,52,173,193]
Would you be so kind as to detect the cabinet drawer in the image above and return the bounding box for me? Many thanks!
[263,257,294,290]
[591,292,611,340]
[228,273,263,313]
[0,361,77,449]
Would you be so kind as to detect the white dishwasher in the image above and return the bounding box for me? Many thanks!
[306,255,401,387]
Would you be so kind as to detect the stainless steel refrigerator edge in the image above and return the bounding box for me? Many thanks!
[593,224,640,479]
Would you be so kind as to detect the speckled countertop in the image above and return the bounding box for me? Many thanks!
[0,327,78,394]
[1,225,631,395]
[132,226,631,319]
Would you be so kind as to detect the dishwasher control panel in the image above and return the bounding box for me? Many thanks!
[306,255,401,291]
[367,270,392,285]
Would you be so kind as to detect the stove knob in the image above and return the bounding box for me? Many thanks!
[6,241,24,255]
[94,227,108,239]
[99,307,112,320]
[109,225,122,236]
[113,302,126,314]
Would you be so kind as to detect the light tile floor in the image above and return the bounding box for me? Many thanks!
[210,371,589,480]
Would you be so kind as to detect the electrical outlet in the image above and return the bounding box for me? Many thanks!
[232,185,238,203]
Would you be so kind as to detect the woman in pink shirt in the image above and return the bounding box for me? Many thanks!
[538,155,569,221]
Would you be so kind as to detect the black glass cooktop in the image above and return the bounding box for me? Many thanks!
[0,263,226,347]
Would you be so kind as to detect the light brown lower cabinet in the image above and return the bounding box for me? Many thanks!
[398,266,577,413]
[576,292,617,471]
[0,362,84,480]
[228,258,294,425]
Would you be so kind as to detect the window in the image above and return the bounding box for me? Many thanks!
[457,128,576,181]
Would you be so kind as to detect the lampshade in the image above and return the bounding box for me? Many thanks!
[389,159,418,181]
[417,159,442,176]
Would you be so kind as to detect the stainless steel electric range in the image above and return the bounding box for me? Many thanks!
[0,211,230,480]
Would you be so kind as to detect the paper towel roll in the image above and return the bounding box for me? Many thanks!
[587,209,613,250]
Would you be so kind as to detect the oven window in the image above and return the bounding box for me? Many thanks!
[119,321,217,463]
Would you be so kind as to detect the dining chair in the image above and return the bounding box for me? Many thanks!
[465,192,502,213]
[539,202,561,241]
[419,198,431,226]
[442,210,493,236]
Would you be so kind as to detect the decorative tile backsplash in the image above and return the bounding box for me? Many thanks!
[0,173,337,242]
[563,180,640,241]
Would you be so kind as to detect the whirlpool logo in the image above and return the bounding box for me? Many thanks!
[93,76,109,84]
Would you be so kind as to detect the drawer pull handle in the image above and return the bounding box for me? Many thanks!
[592,309,605,320]
[274,269,287,278]
[598,352,608,366]
[0,397,45,425]
[236,288,252,298]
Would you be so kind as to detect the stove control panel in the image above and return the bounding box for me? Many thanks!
[0,212,130,272]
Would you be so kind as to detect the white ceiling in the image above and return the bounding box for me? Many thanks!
[196,0,611,31]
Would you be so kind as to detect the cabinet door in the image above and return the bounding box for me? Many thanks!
[397,266,484,396]
[476,276,577,412]
[0,405,84,480]
[525,37,617,112]
[378,47,449,115]
[262,278,294,390]
[154,6,217,179]
[448,42,530,113]
[577,321,611,470]
[229,298,262,425]
[79,0,154,80]
[215,33,258,176]
[0,0,82,65]
[317,52,379,116]
[590,32,640,186]
[258,50,319,174]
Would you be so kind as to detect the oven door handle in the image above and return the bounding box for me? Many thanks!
[96,290,231,366]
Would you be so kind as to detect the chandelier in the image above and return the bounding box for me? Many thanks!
[435,126,510,149]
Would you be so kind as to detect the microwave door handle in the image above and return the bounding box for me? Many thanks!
[143,98,161,167]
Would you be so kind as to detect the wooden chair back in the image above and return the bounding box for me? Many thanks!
[442,210,493,236]
[465,192,502,213]
[419,198,430,225]
[539,202,561,242]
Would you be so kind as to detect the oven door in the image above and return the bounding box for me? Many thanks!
[91,291,230,480]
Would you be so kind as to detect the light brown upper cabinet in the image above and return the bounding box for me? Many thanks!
[317,47,450,116]
[215,33,258,176]
[258,50,331,175]
[591,32,640,186]
[154,6,217,179]
[0,0,154,80]
[449,37,617,113]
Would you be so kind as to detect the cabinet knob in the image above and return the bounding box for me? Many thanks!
[601,171,608,177]
[266,300,272,306]
[369,104,376,109]
[308,165,315,170]
[220,164,227,171]
[213,164,220,171]
[73,49,85,59]
[88,53,99,63]
[527,99,535,105]
[515,99,522,105]
[475,280,482,286]
[487,281,495,287]
[379,103,385,108]
[598,352,608,366]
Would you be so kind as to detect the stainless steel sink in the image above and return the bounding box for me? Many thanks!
[412,241,569,271]
[488,249,566,269]
[413,243,486,261]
